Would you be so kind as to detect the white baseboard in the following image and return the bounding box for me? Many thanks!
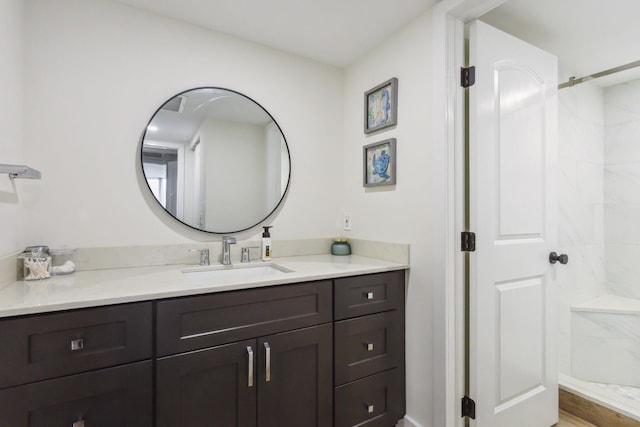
[397,415,421,427]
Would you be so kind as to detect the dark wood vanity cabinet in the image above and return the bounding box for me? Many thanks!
[0,361,152,427]
[0,302,153,427]
[0,270,405,427]
[334,270,406,427]
[157,324,333,427]
[156,280,334,427]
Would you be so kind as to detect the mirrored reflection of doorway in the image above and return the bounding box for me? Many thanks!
[142,146,179,217]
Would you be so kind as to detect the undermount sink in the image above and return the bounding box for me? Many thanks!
[181,263,293,281]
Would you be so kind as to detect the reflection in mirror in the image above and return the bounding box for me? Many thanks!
[141,88,290,233]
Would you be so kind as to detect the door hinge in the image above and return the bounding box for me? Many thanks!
[461,231,476,252]
[461,66,476,88]
[461,395,476,419]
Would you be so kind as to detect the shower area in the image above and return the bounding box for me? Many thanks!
[557,65,640,421]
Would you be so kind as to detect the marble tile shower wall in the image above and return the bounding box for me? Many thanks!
[604,78,640,300]
[557,82,606,374]
[572,311,640,386]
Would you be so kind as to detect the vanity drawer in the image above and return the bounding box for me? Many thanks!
[0,360,152,427]
[334,310,404,386]
[156,280,332,356]
[334,368,404,427]
[334,270,404,320]
[0,302,152,389]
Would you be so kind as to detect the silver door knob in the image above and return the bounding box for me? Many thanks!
[549,252,568,265]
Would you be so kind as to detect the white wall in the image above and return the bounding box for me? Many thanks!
[18,1,440,424]
[604,78,640,300]
[556,77,606,374]
[343,10,435,427]
[21,0,344,247]
[0,0,25,257]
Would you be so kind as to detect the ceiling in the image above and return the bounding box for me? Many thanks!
[112,0,640,84]
[112,0,435,67]
[482,0,640,86]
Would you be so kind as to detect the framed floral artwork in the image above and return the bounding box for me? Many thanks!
[363,138,396,187]
[364,78,398,134]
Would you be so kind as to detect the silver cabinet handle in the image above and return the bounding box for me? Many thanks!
[71,339,84,351]
[73,421,85,427]
[365,403,374,413]
[365,291,374,300]
[264,342,271,382]
[365,342,374,351]
[247,346,254,387]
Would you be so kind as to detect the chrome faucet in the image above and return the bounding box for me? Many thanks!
[189,248,210,266]
[222,236,237,265]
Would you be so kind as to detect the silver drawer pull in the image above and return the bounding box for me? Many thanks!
[365,291,374,300]
[247,346,254,388]
[264,342,271,382]
[365,342,374,351]
[365,403,374,413]
[71,339,84,351]
[73,421,85,427]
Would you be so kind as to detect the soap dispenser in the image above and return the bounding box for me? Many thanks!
[261,226,273,261]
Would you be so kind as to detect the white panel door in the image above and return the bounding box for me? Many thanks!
[468,20,558,427]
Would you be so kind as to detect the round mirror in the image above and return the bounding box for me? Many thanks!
[141,87,291,233]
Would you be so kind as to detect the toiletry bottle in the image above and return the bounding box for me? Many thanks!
[261,226,273,261]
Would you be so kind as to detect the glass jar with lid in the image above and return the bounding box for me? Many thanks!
[50,248,77,275]
[330,238,351,256]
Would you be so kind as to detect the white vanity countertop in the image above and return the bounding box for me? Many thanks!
[0,254,408,318]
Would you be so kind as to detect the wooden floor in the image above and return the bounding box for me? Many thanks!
[559,388,640,427]
[555,410,597,427]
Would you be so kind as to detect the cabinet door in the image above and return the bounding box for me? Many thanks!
[0,361,152,427]
[157,339,257,427]
[257,323,332,427]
